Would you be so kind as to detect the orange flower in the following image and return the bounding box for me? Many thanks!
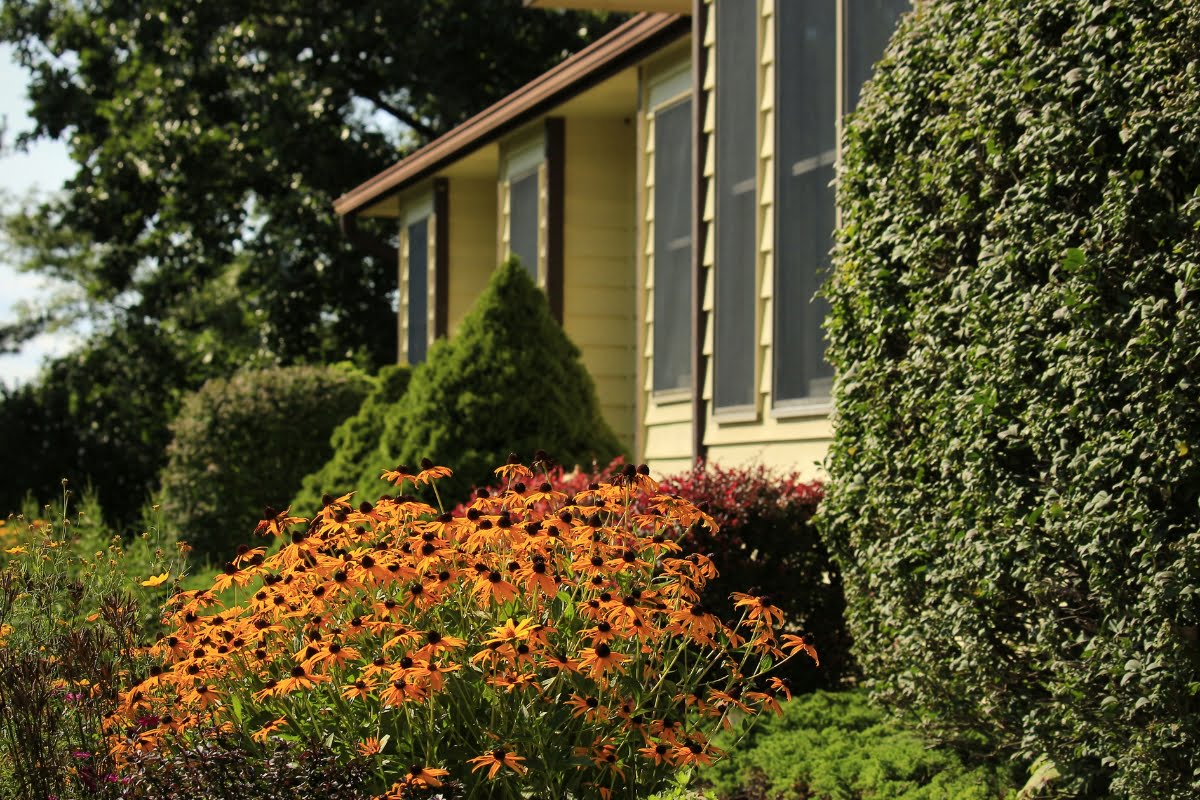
[274,665,330,695]
[357,736,384,756]
[638,740,673,766]
[467,747,527,779]
[578,642,628,680]
[472,569,519,606]
[566,694,608,721]
[780,633,820,666]
[341,676,376,701]
[251,716,287,744]
[671,737,724,767]
[732,591,786,628]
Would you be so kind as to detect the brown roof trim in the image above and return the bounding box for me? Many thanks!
[334,12,690,217]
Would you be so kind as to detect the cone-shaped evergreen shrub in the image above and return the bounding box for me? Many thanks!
[353,259,623,504]
[823,1,1200,797]
[159,364,371,558]
[290,365,411,515]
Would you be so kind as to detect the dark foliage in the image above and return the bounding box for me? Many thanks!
[657,463,853,692]
[823,1,1200,796]
[119,733,378,800]
[0,323,192,525]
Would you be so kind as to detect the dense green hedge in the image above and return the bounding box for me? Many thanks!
[290,365,411,515]
[348,259,623,505]
[159,364,371,558]
[822,1,1200,797]
[702,690,1021,800]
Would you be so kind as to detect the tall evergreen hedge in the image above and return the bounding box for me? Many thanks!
[290,365,411,514]
[822,1,1200,797]
[344,259,623,505]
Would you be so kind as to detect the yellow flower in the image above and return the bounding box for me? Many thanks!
[140,572,171,587]
[4,546,27,555]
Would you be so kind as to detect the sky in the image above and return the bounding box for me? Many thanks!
[0,44,79,389]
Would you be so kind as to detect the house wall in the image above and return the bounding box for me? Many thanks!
[697,0,834,480]
[563,116,638,454]
[446,176,498,335]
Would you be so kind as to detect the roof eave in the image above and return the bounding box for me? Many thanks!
[334,12,690,217]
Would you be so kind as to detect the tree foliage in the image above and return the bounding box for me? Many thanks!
[0,1,623,521]
[823,1,1200,797]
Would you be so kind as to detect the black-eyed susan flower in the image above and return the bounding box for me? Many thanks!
[467,747,527,779]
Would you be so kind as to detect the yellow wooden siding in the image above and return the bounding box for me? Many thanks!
[446,176,497,335]
[697,0,835,474]
[563,115,637,454]
[397,224,408,365]
[638,53,696,472]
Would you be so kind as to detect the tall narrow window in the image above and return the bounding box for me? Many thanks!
[653,97,693,393]
[713,2,757,410]
[407,218,429,364]
[846,0,910,113]
[774,1,837,403]
[509,171,539,280]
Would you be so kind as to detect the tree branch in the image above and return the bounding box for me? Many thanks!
[363,94,439,141]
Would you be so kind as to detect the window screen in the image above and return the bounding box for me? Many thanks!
[714,2,757,410]
[652,98,693,393]
[407,218,428,364]
[774,0,837,402]
[509,171,539,280]
[846,0,910,113]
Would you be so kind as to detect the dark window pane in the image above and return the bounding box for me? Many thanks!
[653,98,693,392]
[714,1,757,409]
[510,171,539,279]
[846,0,910,113]
[407,218,428,364]
[775,0,837,402]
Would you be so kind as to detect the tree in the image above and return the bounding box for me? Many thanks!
[0,1,623,521]
[823,0,1200,796]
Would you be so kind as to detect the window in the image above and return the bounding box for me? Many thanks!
[509,170,539,280]
[713,1,757,411]
[846,0,911,113]
[772,0,910,405]
[652,97,693,393]
[407,217,429,364]
[774,1,837,403]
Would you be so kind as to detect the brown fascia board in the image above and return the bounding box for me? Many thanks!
[334,12,690,217]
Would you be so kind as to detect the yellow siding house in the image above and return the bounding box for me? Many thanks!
[334,2,910,479]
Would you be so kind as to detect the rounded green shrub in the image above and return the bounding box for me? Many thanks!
[159,364,371,558]
[702,690,1021,800]
[823,1,1200,797]
[358,258,623,504]
[289,364,411,515]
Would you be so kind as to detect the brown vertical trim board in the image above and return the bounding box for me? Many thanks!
[433,177,450,338]
[544,116,566,324]
[690,0,708,464]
